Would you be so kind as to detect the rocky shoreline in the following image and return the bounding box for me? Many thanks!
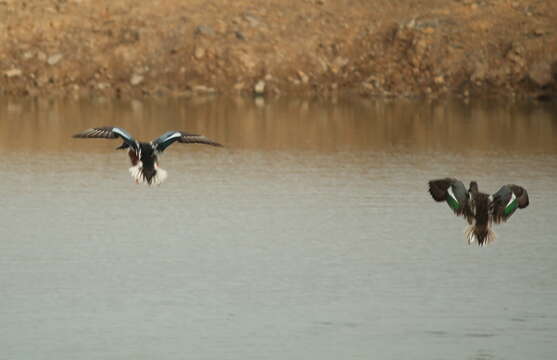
[1,0,556,100]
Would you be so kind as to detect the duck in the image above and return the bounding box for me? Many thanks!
[428,178,529,246]
[73,126,222,185]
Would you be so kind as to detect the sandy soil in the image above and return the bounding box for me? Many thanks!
[1,0,556,99]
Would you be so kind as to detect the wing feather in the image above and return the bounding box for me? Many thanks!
[490,184,529,223]
[428,178,472,221]
[153,131,223,152]
[73,126,138,150]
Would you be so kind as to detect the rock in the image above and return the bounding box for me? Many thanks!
[235,31,246,40]
[194,25,215,36]
[194,47,205,60]
[254,80,265,95]
[4,68,22,78]
[243,13,260,27]
[47,53,63,66]
[97,82,110,90]
[528,61,554,87]
[434,75,444,85]
[193,85,216,93]
[298,71,309,84]
[471,61,488,83]
[22,51,33,60]
[130,74,144,86]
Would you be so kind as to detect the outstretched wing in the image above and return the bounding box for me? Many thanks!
[428,178,473,222]
[152,131,223,152]
[73,126,139,150]
[490,184,529,224]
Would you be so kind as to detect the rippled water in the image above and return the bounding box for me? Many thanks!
[1,97,556,359]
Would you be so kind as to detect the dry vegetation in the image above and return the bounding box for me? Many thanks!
[1,0,556,99]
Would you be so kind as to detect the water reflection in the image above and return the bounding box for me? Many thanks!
[0,97,556,154]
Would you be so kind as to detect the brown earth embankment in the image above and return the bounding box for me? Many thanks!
[1,0,556,99]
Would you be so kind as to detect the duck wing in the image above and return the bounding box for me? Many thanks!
[73,126,139,151]
[152,131,223,153]
[428,178,473,222]
[490,184,529,224]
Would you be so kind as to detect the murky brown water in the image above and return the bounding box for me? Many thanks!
[1,97,556,360]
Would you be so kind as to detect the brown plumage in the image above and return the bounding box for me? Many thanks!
[428,179,530,246]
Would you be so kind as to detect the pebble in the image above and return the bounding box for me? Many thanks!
[528,61,553,87]
[235,31,246,40]
[254,80,266,95]
[243,13,260,27]
[47,53,63,66]
[193,85,216,93]
[298,71,309,84]
[194,47,205,60]
[194,25,215,36]
[5,68,22,78]
[130,74,144,86]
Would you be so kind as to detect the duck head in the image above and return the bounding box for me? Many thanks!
[469,181,479,194]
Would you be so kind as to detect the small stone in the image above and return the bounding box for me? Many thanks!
[47,53,63,66]
[243,13,260,27]
[532,28,545,37]
[194,47,205,60]
[235,31,246,40]
[193,85,216,93]
[4,68,22,78]
[471,61,488,82]
[254,80,266,95]
[194,25,215,36]
[528,61,554,87]
[434,75,444,85]
[22,51,33,60]
[298,71,309,84]
[130,74,144,86]
[97,82,110,90]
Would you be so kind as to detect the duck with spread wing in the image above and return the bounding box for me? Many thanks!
[73,127,222,185]
[428,178,529,246]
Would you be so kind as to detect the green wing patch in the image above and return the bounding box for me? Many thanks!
[446,187,461,211]
[504,193,518,216]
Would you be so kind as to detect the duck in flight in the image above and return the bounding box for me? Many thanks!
[428,178,529,246]
[73,127,222,185]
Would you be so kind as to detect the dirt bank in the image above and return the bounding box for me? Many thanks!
[1,0,557,99]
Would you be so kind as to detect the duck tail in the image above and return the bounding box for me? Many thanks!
[465,225,495,246]
[150,167,167,185]
[128,164,167,186]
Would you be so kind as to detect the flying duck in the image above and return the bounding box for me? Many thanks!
[73,126,222,185]
[428,178,529,246]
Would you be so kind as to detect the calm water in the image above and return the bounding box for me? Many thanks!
[1,97,556,360]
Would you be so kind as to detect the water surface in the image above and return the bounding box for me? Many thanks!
[1,97,556,360]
